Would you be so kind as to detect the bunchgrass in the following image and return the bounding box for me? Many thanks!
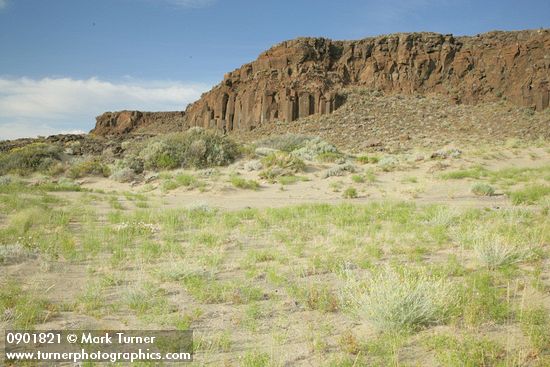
[341,267,455,331]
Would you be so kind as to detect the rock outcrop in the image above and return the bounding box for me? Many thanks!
[92,29,550,136]
[91,111,186,136]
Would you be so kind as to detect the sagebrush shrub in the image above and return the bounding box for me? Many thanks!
[68,158,111,179]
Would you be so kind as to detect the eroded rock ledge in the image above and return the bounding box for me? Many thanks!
[92,30,550,136]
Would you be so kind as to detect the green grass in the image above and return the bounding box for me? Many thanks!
[278,175,308,185]
[508,185,550,205]
[424,333,506,367]
[0,282,54,329]
[520,307,550,354]
[456,271,512,326]
[351,174,365,183]
[230,176,260,190]
[440,165,488,180]
[182,274,264,304]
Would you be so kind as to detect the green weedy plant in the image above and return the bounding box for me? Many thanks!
[471,183,495,196]
[341,267,455,331]
[0,143,63,175]
[139,128,240,170]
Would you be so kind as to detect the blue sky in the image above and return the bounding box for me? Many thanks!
[1,0,549,139]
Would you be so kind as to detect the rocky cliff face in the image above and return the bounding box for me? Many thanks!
[92,30,550,136]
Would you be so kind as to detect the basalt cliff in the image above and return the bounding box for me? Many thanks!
[91,29,550,136]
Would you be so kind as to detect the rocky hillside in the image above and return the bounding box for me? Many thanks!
[235,88,550,151]
[91,29,550,137]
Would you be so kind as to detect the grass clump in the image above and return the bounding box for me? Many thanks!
[0,143,62,176]
[440,165,489,180]
[342,187,358,199]
[508,185,550,205]
[138,128,239,170]
[241,350,271,367]
[162,173,204,191]
[230,175,260,190]
[473,237,531,270]
[351,174,365,183]
[341,267,454,331]
[289,283,339,313]
[356,155,379,164]
[471,183,495,196]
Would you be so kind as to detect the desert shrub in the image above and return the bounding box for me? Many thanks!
[508,185,550,205]
[322,163,356,178]
[471,183,495,196]
[0,143,62,175]
[341,267,455,331]
[377,156,399,171]
[244,160,263,171]
[291,137,339,161]
[0,175,13,185]
[110,167,136,183]
[254,147,279,157]
[123,154,145,174]
[139,128,239,170]
[343,187,358,199]
[68,158,111,179]
[256,134,313,152]
[230,176,260,190]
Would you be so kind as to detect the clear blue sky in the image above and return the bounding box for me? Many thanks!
[0,0,549,139]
